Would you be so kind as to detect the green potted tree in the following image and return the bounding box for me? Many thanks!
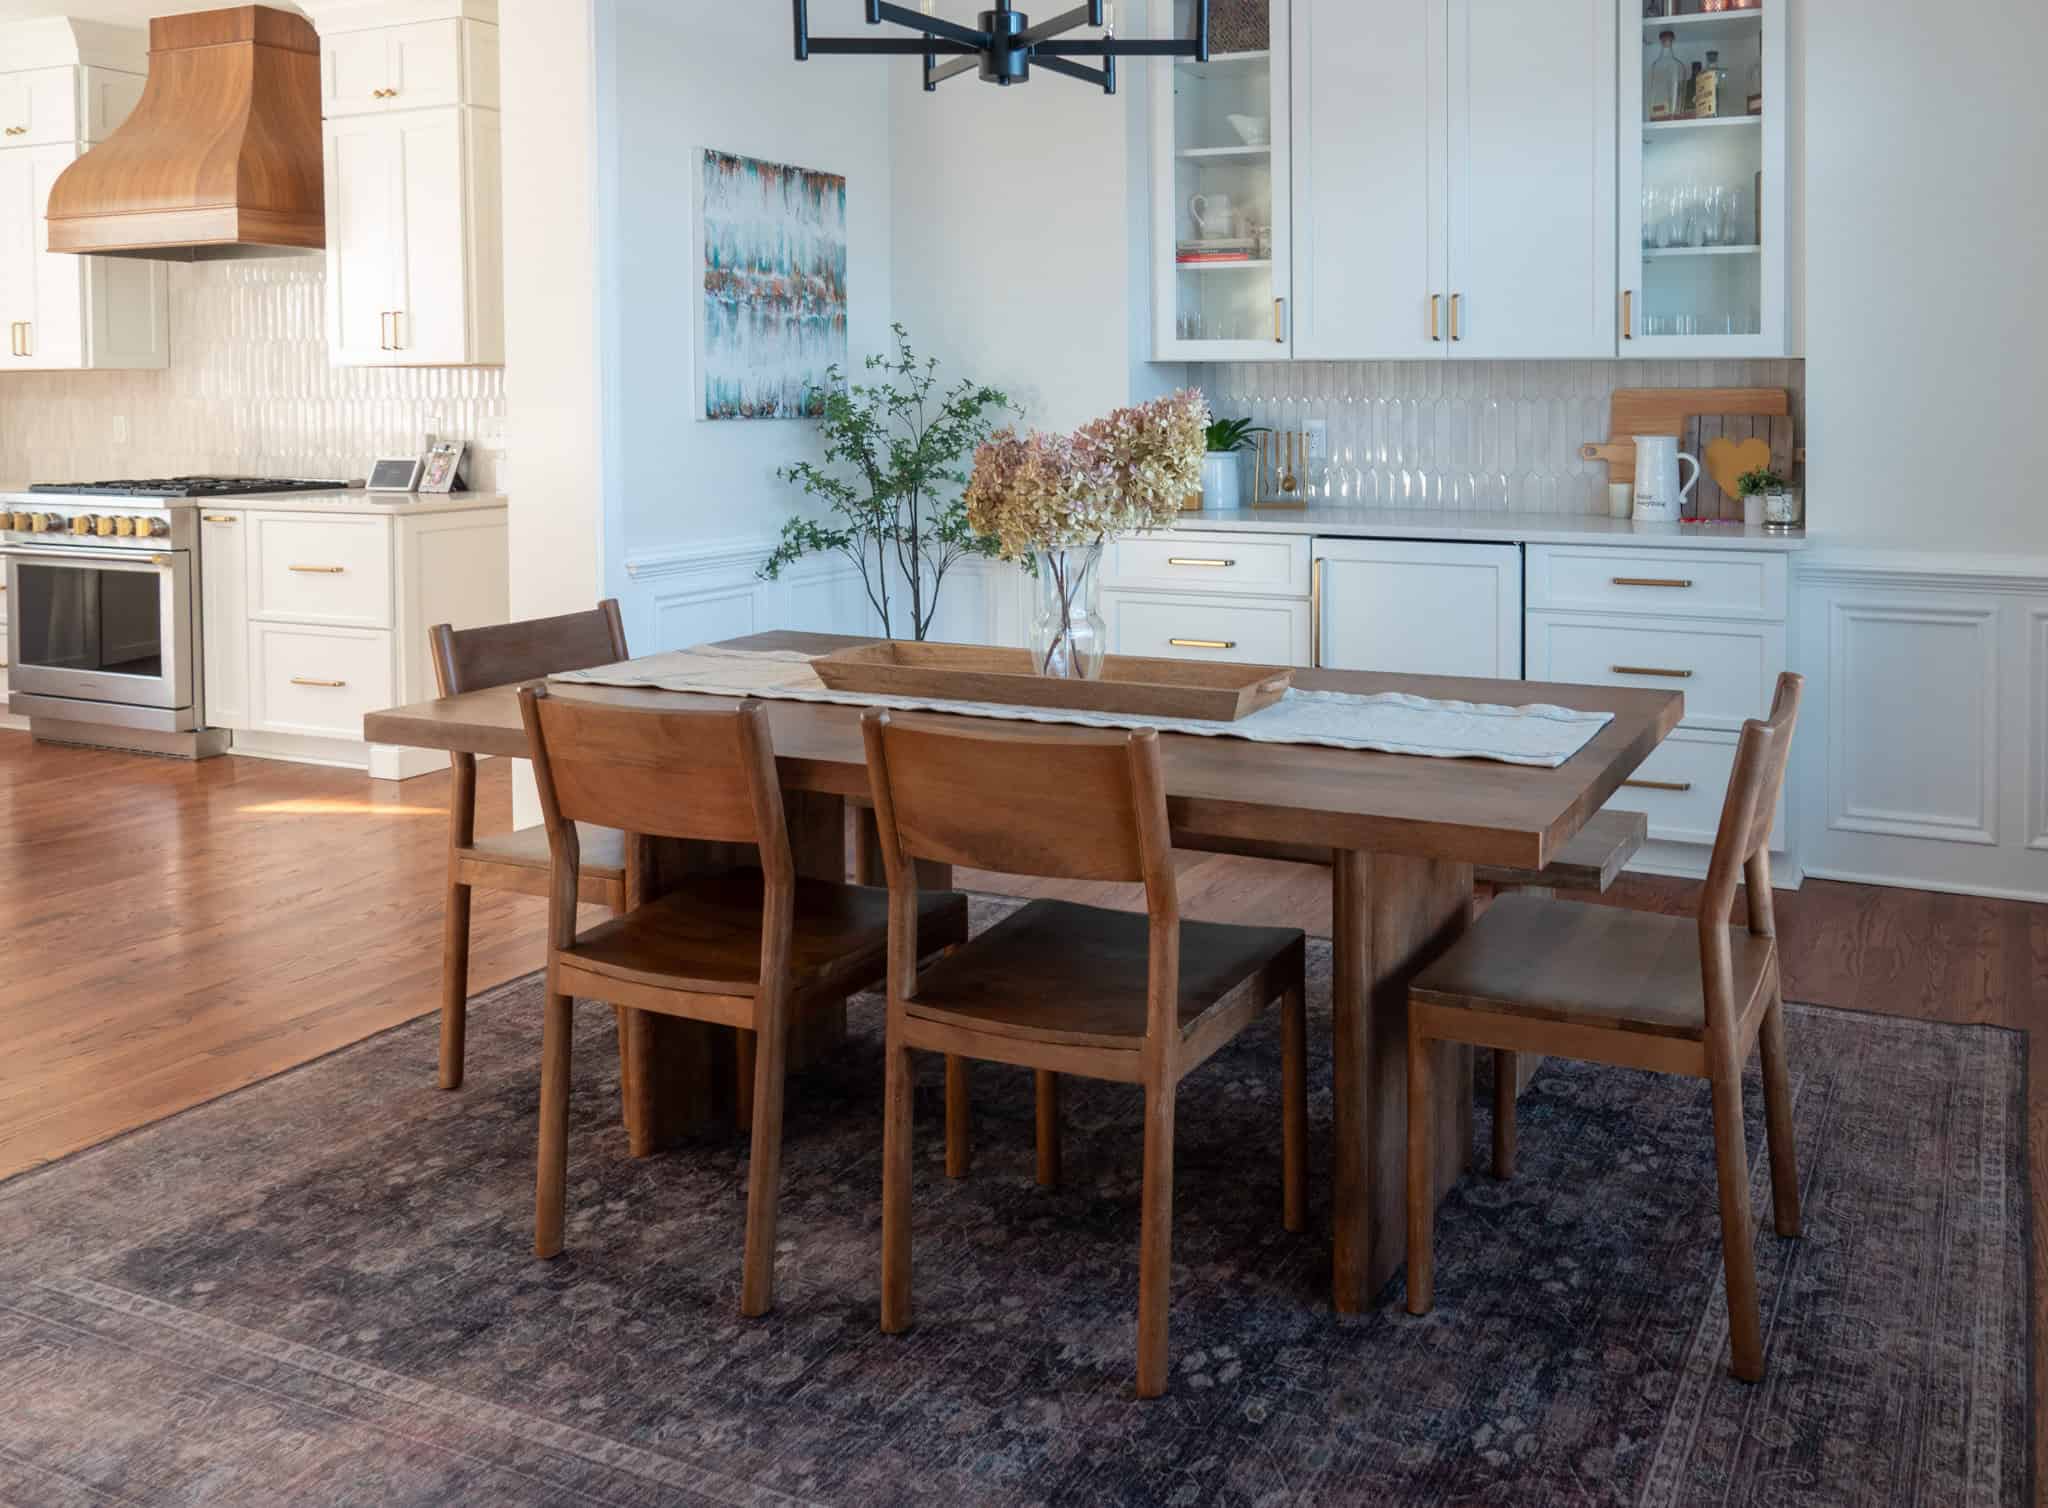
[1736,466,1786,530]
[1198,416,1266,512]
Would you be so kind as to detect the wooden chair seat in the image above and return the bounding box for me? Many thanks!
[1412,892,1777,1053]
[908,898,1303,1055]
[563,869,967,1003]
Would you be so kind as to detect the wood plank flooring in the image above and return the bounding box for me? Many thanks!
[1,733,2039,1498]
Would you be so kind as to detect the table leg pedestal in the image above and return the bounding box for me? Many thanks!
[1330,850,1475,1312]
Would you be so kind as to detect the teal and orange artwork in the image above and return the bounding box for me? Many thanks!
[698,149,848,422]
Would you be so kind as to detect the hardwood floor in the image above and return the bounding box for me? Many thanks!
[1,731,2040,1494]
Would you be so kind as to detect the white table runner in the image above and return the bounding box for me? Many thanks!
[551,646,1614,768]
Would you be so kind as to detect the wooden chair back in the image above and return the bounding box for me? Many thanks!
[1696,673,1803,1027]
[430,600,629,697]
[518,687,794,880]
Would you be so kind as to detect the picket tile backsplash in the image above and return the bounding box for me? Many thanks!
[1194,359,1803,515]
[0,259,505,489]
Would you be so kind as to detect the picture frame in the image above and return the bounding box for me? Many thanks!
[419,441,467,495]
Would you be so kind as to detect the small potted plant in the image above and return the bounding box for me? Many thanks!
[1198,416,1266,513]
[1736,466,1786,530]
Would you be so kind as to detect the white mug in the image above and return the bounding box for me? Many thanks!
[1189,193,1235,239]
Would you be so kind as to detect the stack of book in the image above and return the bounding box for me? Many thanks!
[1176,237,1257,264]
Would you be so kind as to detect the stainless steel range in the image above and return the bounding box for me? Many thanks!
[2,477,348,758]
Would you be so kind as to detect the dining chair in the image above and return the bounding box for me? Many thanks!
[1405,673,1804,1382]
[519,688,970,1315]
[429,602,635,1093]
[860,710,1309,1398]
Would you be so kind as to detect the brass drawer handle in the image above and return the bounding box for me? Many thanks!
[203,513,239,524]
[1167,557,1235,568]
[1449,293,1462,341]
[1273,298,1285,344]
[1622,289,1634,340]
[1429,294,1441,342]
[1612,664,1693,679]
[1170,638,1236,650]
[288,564,346,574]
[1623,778,1692,793]
[290,677,348,688]
[1611,576,1694,589]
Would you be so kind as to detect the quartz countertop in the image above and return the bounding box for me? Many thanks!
[0,487,507,517]
[1177,507,1808,552]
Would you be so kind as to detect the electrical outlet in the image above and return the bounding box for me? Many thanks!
[478,415,507,453]
[1304,420,1328,461]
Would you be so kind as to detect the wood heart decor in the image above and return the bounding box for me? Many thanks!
[1705,435,1773,499]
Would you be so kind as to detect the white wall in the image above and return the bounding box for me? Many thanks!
[888,48,1179,434]
[593,0,896,650]
[1800,0,2048,554]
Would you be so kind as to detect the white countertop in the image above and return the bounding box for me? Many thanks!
[0,487,507,517]
[1177,507,1808,552]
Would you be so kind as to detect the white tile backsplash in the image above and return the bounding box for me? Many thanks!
[0,258,505,489]
[1193,358,1803,516]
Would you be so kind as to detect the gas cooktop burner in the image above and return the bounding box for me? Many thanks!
[26,477,352,499]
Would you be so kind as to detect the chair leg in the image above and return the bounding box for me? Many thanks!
[1136,1081,1177,1399]
[534,990,573,1259]
[437,879,473,1090]
[1492,1049,1518,1180]
[735,1028,758,1134]
[1281,984,1307,1234]
[1034,1071,1061,1188]
[881,1039,915,1334]
[739,1006,789,1318]
[944,1055,970,1179]
[1406,1025,1435,1316]
[1758,986,1801,1239]
[622,1007,654,1158]
[1709,1057,1766,1382]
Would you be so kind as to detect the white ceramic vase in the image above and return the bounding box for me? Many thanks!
[1200,451,1243,512]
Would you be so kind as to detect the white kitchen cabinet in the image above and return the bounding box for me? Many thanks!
[199,510,250,732]
[323,106,502,366]
[1105,590,1311,666]
[1313,538,1522,677]
[322,18,498,119]
[1289,0,1615,361]
[1620,2,1789,355]
[0,28,167,373]
[1150,0,1294,361]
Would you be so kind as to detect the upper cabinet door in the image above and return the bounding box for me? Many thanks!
[26,144,85,368]
[389,111,469,364]
[385,21,466,113]
[1447,0,1617,359]
[0,67,80,148]
[324,116,401,366]
[0,149,35,344]
[1621,2,1788,356]
[322,29,394,118]
[1151,0,1295,361]
[1290,0,1448,361]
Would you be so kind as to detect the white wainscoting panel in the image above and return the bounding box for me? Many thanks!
[1794,555,2048,902]
[1825,598,1998,846]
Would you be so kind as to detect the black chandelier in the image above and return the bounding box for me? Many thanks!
[792,1,1211,96]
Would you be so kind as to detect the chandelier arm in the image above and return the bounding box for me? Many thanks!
[805,37,978,54]
[871,1,993,49]
[1032,54,1111,88]
[1034,38,1197,56]
[926,53,981,88]
[1016,3,1104,47]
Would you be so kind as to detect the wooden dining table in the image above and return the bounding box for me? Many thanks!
[363,629,1682,1312]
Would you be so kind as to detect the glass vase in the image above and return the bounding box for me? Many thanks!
[1030,543,1106,680]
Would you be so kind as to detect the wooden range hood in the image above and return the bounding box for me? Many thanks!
[47,5,323,261]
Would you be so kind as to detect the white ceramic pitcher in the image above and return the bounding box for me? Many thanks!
[1631,434,1701,523]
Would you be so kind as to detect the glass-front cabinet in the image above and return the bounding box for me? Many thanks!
[1621,2,1788,355]
[1151,0,1292,360]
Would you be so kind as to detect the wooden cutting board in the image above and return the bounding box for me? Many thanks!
[1582,388,1796,523]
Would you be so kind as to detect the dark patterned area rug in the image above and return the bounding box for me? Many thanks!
[0,898,2029,1506]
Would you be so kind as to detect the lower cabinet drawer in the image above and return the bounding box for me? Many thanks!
[1105,531,1312,597]
[248,624,395,739]
[1103,590,1309,667]
[1605,728,1786,850]
[249,512,393,628]
[1528,613,1784,733]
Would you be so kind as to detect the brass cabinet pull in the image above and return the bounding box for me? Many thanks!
[379,311,391,350]
[1623,778,1693,793]
[1429,294,1442,342]
[290,677,348,688]
[7,323,16,357]
[288,564,346,574]
[1167,556,1234,568]
[1311,556,1324,667]
[1449,293,1462,341]
[1272,297,1285,344]
[202,513,238,524]
[19,321,28,357]
[1622,289,1634,340]
[1170,638,1236,650]
[1611,576,1693,589]
[388,309,402,350]
[1612,664,1693,679]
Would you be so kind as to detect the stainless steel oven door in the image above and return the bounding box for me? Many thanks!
[2,546,193,712]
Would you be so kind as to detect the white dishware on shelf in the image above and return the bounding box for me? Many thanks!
[1226,113,1270,146]
[1188,193,1235,238]
[1609,483,1635,520]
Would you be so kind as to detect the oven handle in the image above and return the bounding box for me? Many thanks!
[0,546,177,571]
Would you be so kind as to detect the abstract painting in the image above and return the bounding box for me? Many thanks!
[696,149,848,421]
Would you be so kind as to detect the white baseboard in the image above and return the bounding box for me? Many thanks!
[227,729,446,781]
[1799,863,2046,906]
[1626,839,1804,890]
